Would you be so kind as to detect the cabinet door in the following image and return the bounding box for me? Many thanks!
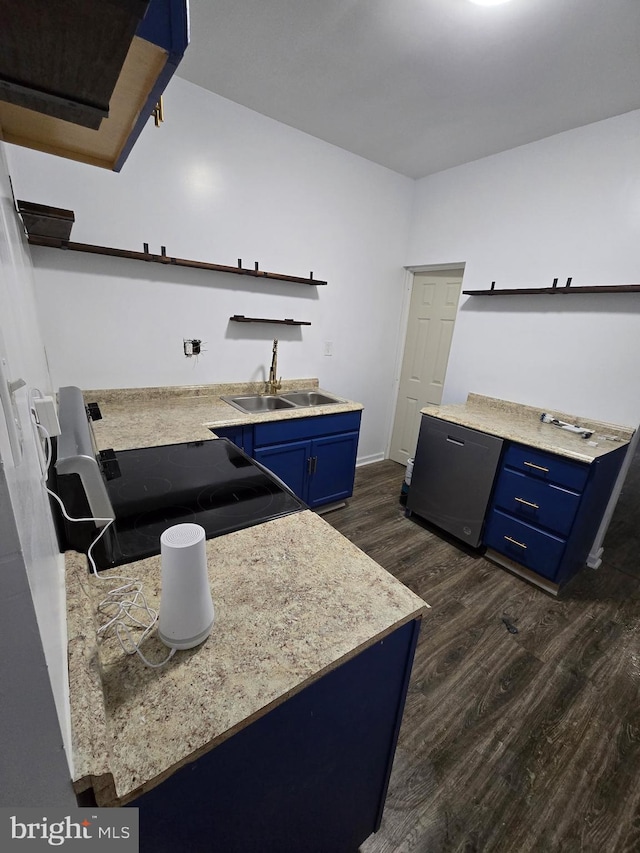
[131,620,421,853]
[307,432,359,508]
[254,440,310,501]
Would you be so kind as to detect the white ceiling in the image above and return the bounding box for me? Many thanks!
[176,0,640,179]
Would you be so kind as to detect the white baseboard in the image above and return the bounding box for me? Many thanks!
[356,452,386,467]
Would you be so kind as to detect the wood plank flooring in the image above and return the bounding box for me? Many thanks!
[323,460,640,853]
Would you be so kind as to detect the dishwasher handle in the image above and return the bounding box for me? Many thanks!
[446,435,465,446]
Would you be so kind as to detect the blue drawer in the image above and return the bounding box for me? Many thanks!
[484,509,566,581]
[491,468,581,537]
[503,443,589,492]
[254,411,361,447]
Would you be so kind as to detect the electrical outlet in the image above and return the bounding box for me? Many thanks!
[33,395,61,437]
[183,339,202,357]
[323,340,333,357]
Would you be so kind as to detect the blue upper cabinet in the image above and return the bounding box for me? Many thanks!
[115,0,189,171]
[0,0,189,171]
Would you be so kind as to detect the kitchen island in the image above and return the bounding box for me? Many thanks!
[67,512,427,850]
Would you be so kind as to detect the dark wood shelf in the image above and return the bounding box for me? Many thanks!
[26,234,327,286]
[464,283,640,296]
[230,315,311,326]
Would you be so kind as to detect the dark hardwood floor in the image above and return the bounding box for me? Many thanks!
[323,459,640,853]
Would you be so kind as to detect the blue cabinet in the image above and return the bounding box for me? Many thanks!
[254,439,310,499]
[484,441,627,589]
[213,424,254,456]
[216,411,361,508]
[115,0,189,171]
[131,618,421,853]
[0,0,189,171]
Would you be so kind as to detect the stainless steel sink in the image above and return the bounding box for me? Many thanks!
[279,391,342,407]
[222,389,343,414]
[222,394,297,414]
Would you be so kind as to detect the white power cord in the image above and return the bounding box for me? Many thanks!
[34,409,175,669]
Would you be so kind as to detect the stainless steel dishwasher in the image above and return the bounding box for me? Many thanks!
[406,414,504,547]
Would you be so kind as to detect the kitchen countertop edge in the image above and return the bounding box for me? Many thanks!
[83,378,364,451]
[420,393,634,463]
[66,511,428,808]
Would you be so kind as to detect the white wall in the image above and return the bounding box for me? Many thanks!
[0,141,74,802]
[8,82,639,446]
[7,77,415,464]
[407,110,640,429]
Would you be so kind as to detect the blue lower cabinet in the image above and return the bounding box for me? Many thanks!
[213,425,254,456]
[131,618,421,853]
[307,432,360,507]
[254,431,360,508]
[218,412,362,508]
[484,440,627,588]
[491,468,581,538]
[254,439,310,499]
[484,509,567,581]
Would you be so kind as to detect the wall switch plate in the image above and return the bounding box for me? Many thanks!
[33,395,61,438]
[323,340,333,356]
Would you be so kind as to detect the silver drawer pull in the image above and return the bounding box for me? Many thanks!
[504,535,528,550]
[523,461,549,473]
[514,497,539,510]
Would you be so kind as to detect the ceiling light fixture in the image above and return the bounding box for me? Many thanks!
[469,0,512,6]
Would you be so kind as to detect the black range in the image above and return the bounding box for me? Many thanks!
[52,387,306,570]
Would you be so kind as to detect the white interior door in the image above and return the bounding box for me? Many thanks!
[389,270,462,465]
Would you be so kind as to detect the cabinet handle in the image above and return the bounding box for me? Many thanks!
[307,456,313,475]
[514,497,539,510]
[523,461,549,473]
[312,456,318,474]
[504,535,528,550]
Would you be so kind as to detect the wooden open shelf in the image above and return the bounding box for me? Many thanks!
[463,283,640,296]
[26,234,327,286]
[230,315,311,326]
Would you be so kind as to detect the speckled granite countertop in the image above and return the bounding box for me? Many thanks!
[66,511,428,807]
[83,379,363,451]
[421,394,634,464]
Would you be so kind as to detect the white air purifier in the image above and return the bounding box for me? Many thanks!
[158,523,214,650]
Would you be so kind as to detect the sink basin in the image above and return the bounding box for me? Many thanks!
[222,389,343,414]
[279,391,342,407]
[222,394,297,414]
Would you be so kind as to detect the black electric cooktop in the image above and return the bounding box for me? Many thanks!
[56,438,306,570]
